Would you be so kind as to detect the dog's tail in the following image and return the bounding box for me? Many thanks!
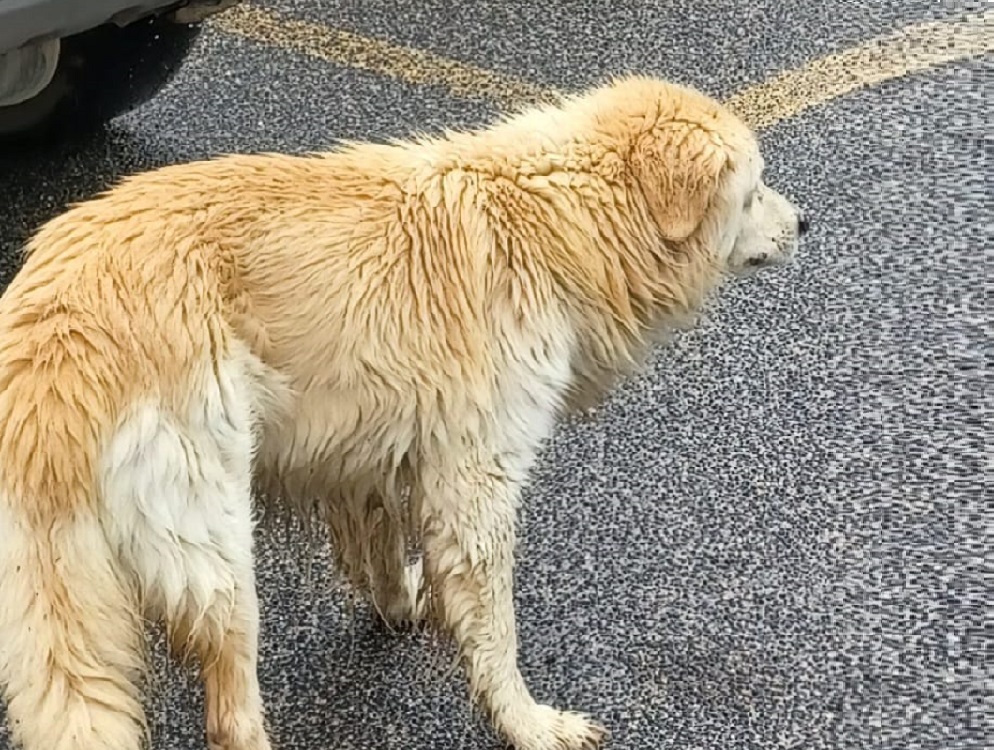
[0,493,146,750]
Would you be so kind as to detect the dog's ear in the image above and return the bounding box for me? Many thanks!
[631,126,728,242]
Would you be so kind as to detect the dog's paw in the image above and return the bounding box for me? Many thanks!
[207,716,272,750]
[500,704,607,750]
[374,560,427,631]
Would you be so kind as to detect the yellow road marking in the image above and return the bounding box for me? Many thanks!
[210,4,555,110]
[211,4,992,130]
[724,9,994,129]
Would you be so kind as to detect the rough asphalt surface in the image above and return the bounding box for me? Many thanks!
[0,1,988,749]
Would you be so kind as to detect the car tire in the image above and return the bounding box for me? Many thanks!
[0,13,201,146]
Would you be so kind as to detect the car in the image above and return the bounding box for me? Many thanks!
[0,0,239,145]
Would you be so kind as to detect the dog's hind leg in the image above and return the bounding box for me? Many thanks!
[101,360,273,750]
[0,498,147,750]
[169,557,269,750]
[156,497,269,750]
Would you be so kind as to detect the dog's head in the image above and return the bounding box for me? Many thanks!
[618,77,808,275]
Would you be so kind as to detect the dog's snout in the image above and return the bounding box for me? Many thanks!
[798,214,810,236]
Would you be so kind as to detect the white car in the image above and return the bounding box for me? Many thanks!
[0,0,239,144]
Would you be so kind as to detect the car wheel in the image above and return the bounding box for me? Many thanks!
[0,13,201,146]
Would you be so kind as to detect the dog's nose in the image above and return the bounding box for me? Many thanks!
[798,214,811,236]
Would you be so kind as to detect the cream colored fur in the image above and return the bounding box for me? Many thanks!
[0,75,804,750]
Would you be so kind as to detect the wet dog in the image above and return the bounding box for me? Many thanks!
[0,75,805,750]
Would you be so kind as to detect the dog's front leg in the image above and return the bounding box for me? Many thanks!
[419,453,606,750]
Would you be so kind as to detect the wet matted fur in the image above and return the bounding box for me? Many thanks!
[0,75,806,750]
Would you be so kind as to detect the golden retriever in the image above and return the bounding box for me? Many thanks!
[0,75,806,750]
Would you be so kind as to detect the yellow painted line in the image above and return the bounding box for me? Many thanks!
[209,3,555,110]
[210,5,992,130]
[725,9,993,129]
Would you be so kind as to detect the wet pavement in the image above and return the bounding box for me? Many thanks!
[0,2,988,749]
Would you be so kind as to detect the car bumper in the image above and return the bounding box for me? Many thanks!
[0,0,236,53]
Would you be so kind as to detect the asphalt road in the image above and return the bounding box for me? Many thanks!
[0,2,988,749]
